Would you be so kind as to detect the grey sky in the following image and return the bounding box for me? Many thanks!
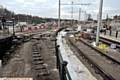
[0,0,120,20]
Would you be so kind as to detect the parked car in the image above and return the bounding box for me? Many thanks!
[32,23,37,26]
[9,25,21,34]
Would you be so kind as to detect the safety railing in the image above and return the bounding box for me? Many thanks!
[101,30,120,38]
[55,27,72,80]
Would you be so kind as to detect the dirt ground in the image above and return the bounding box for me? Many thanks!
[3,42,33,77]
[3,35,60,80]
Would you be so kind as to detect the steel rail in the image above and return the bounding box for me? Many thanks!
[67,35,115,80]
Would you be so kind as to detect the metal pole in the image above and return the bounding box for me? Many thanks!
[79,8,81,25]
[27,15,28,24]
[0,60,2,77]
[86,14,88,20]
[13,19,15,36]
[12,13,15,36]
[18,15,19,22]
[96,0,103,44]
[58,0,60,28]
[71,2,73,27]
[84,11,86,25]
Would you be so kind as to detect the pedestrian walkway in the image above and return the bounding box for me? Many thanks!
[57,31,97,80]
[100,34,120,43]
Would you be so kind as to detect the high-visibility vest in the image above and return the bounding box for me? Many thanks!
[107,25,110,29]
[78,33,81,37]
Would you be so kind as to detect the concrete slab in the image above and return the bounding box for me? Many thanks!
[57,31,97,80]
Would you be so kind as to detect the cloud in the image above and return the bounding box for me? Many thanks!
[0,0,120,20]
[35,0,46,3]
[17,0,24,3]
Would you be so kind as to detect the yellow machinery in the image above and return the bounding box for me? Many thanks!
[98,44,106,50]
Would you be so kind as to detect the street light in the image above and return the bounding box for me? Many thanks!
[11,13,15,36]
[58,0,61,28]
[71,2,74,27]
[84,11,86,25]
[79,9,86,25]
[79,8,81,25]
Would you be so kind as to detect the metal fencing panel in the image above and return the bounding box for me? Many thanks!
[111,31,116,37]
[106,30,110,36]
[55,27,72,80]
[118,31,120,38]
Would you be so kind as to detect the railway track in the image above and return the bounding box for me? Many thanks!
[31,40,50,79]
[30,31,58,80]
[82,32,120,48]
[3,28,59,79]
[66,33,120,80]
[2,29,53,66]
[99,36,120,48]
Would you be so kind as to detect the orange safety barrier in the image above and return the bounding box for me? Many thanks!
[53,24,58,28]
[107,25,111,30]
[28,27,32,30]
[34,26,38,30]
[82,34,87,39]
[39,26,41,29]
[40,26,45,29]
[41,26,43,28]
[43,26,46,28]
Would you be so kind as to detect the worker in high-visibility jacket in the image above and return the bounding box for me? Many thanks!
[107,25,111,30]
[74,37,79,42]
[20,26,24,32]
[78,33,81,37]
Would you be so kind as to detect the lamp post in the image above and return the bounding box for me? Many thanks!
[58,0,61,28]
[27,15,29,24]
[79,8,81,25]
[71,2,74,27]
[18,14,19,22]
[84,11,86,25]
[79,9,86,25]
[12,13,15,36]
